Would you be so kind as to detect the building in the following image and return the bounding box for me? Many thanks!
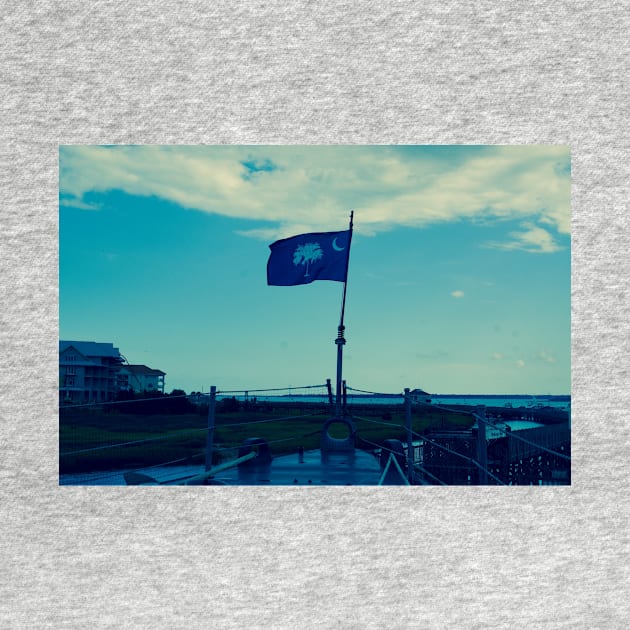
[59,340,124,404]
[59,340,167,404]
[409,388,432,404]
[118,364,166,394]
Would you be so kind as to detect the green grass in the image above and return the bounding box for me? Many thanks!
[59,404,474,473]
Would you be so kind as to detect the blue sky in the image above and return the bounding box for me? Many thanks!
[59,145,570,395]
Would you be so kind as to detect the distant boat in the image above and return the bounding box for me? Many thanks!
[409,388,432,405]
[527,396,545,409]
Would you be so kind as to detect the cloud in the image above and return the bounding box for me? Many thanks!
[516,359,526,368]
[59,194,101,211]
[451,290,465,298]
[59,145,570,244]
[491,352,504,360]
[484,222,564,253]
[234,227,285,241]
[535,350,557,364]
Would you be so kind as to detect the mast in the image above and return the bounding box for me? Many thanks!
[335,211,354,417]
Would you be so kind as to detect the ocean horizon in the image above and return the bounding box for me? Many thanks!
[216,392,570,409]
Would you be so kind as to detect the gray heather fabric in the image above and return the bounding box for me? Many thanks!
[1,2,628,628]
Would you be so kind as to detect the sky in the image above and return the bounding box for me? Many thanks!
[59,145,571,396]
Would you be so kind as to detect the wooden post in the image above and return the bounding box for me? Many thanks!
[476,405,488,485]
[405,387,413,484]
[205,385,217,471]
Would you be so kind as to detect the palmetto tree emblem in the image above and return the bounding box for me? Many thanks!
[293,242,323,277]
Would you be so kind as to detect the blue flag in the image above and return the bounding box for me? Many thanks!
[267,229,352,286]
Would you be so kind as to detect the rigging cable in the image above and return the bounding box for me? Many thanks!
[217,383,328,394]
[407,397,571,461]
[359,435,447,486]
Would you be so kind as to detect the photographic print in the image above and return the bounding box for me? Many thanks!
[59,145,571,486]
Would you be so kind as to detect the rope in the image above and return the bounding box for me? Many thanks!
[60,384,329,408]
[353,415,405,429]
[61,452,207,484]
[407,397,476,417]
[217,384,328,394]
[488,423,571,461]
[358,437,410,486]
[60,393,191,409]
[213,429,322,452]
[60,427,207,456]
[360,435,447,486]
[61,469,127,484]
[360,436,404,454]
[140,452,204,470]
[264,429,321,446]
[408,398,571,461]
[409,429,506,485]
[359,414,563,483]
[346,386,403,397]
[412,463,448,486]
[356,415,505,484]
[61,408,328,457]
[378,452,410,486]
[218,410,327,428]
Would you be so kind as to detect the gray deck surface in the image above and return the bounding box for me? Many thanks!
[210,449,406,486]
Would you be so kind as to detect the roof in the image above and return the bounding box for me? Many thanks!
[59,340,121,358]
[410,388,431,396]
[122,364,166,376]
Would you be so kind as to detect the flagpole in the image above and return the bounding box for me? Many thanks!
[335,211,354,417]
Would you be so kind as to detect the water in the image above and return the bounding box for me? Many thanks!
[225,393,570,410]
[433,396,569,410]
[482,419,544,440]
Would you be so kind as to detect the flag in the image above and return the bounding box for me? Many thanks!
[267,229,352,286]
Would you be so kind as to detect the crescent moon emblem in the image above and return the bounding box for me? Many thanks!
[332,237,345,252]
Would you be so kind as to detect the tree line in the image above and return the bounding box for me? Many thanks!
[111,388,197,415]
[109,390,272,415]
